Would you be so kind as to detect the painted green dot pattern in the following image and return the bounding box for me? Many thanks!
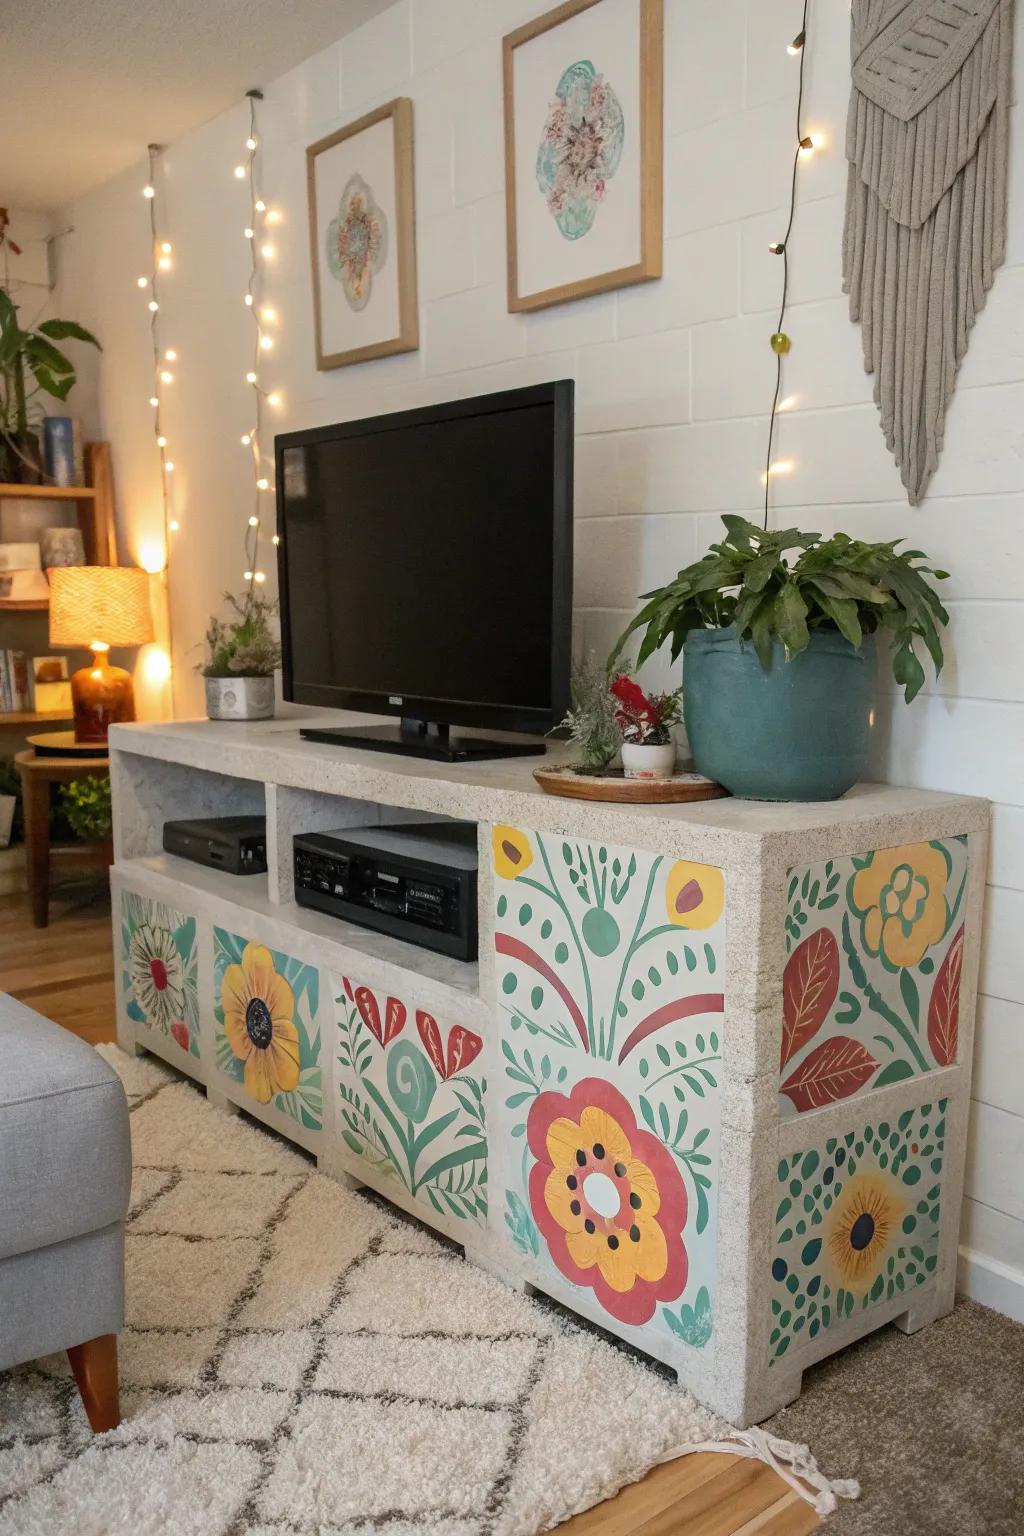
[768,1100,946,1364]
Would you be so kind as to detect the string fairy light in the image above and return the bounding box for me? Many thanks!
[762,0,811,529]
[141,143,177,558]
[237,86,282,593]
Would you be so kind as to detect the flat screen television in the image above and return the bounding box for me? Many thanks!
[275,381,573,761]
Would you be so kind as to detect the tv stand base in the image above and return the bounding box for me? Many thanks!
[299,721,545,762]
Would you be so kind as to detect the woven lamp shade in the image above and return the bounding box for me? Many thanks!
[49,566,154,649]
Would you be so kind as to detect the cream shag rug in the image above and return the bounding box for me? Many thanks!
[0,1049,849,1535]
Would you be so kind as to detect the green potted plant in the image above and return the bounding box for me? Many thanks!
[0,288,101,483]
[613,515,950,801]
[610,672,682,780]
[57,775,112,855]
[553,653,620,772]
[199,590,281,721]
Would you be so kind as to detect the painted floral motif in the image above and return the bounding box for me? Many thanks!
[335,977,486,1226]
[326,173,388,311]
[769,1101,945,1363]
[780,839,968,1116]
[527,1077,687,1325]
[537,61,624,240]
[120,891,199,1059]
[213,929,322,1131]
[497,829,723,1347]
[221,942,300,1105]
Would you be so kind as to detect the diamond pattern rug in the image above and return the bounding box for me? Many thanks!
[0,1048,840,1535]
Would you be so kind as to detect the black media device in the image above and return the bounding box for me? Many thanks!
[163,816,268,876]
[275,381,574,762]
[293,822,478,961]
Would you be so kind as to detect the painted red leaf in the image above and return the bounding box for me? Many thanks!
[780,1036,879,1112]
[353,986,382,1044]
[446,1025,482,1078]
[781,928,840,1068]
[416,1010,445,1077]
[927,925,964,1066]
[383,996,407,1045]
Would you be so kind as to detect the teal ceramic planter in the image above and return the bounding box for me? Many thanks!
[683,626,875,801]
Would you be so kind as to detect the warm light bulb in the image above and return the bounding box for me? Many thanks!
[241,434,251,446]
[267,392,281,407]
[169,519,180,532]
[148,300,159,312]
[769,241,785,255]
[261,306,276,322]
[234,164,246,179]
[137,276,148,289]
[253,570,266,583]
[165,461,175,472]
[143,184,155,199]
[244,226,254,239]
[798,136,815,156]
[248,515,259,527]
[272,534,280,546]
[138,540,166,574]
[787,31,806,54]
[256,477,269,490]
[762,459,795,483]
[244,570,253,581]
[266,208,281,225]
[254,198,266,213]
[158,255,172,271]
[778,395,798,412]
[157,435,167,447]
[259,335,273,350]
[246,136,257,151]
[149,396,159,407]
[161,241,172,255]
[245,371,258,384]
[260,243,274,258]
[161,369,174,382]
[244,294,254,306]
[143,647,173,683]
[165,348,177,361]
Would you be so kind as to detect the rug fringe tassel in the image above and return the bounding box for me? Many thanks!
[655,1427,860,1516]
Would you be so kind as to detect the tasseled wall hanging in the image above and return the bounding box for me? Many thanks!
[843,0,1014,504]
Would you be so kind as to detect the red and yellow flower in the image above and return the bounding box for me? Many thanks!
[850,842,949,969]
[527,1077,688,1325]
[664,861,724,931]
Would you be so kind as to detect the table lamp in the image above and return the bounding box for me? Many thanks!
[48,566,154,744]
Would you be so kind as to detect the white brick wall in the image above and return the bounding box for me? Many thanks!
[54,0,1024,1317]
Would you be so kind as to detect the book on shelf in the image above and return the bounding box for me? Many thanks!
[42,416,84,488]
[0,651,31,714]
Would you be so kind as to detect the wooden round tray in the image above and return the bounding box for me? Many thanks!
[533,766,727,804]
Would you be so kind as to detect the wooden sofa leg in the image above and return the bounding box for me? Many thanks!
[67,1333,120,1432]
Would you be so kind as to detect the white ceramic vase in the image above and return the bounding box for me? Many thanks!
[204,674,275,721]
[620,741,676,780]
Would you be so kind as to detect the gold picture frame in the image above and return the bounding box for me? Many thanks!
[503,0,663,313]
[306,97,418,370]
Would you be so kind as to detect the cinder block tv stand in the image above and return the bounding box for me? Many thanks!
[109,714,988,1425]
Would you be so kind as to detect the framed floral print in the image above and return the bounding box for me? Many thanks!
[503,0,663,313]
[306,97,418,369]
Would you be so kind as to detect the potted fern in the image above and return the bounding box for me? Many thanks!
[613,516,950,801]
[199,591,281,721]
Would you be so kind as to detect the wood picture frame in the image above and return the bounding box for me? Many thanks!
[306,97,418,370]
[503,0,663,313]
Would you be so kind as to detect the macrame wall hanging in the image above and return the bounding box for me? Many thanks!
[843,0,1014,504]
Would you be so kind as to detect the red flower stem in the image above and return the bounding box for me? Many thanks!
[617,994,725,1064]
[494,933,589,1051]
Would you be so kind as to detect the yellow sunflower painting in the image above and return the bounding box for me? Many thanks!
[220,941,301,1105]
[825,1172,903,1288]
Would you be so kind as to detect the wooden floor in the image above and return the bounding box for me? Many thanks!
[0,889,817,1536]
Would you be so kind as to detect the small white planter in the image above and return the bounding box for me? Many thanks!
[205,675,275,722]
[621,740,676,780]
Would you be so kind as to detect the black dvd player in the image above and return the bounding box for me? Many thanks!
[294,821,478,961]
[163,815,268,876]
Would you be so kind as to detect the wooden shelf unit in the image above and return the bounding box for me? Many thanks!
[0,440,118,570]
[0,708,72,727]
[0,483,96,500]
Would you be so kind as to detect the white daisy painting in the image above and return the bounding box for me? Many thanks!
[121,890,200,1059]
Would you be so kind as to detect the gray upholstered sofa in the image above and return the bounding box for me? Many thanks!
[0,993,131,1430]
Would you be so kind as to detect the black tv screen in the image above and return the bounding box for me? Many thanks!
[276,382,573,736]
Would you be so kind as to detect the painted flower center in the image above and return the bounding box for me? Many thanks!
[674,879,703,915]
[149,958,168,992]
[501,839,523,867]
[849,1211,876,1251]
[245,997,274,1050]
[583,1171,620,1219]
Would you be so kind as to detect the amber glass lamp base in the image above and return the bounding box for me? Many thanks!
[71,648,136,745]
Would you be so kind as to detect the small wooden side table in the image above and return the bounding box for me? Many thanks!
[15,748,112,928]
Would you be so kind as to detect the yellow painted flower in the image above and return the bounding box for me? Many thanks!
[493,825,533,881]
[221,942,300,1105]
[665,860,725,930]
[826,1172,902,1288]
[850,842,949,969]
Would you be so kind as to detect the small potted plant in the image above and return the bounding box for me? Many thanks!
[0,286,100,483]
[613,515,950,801]
[199,591,281,721]
[553,652,620,773]
[610,671,681,779]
